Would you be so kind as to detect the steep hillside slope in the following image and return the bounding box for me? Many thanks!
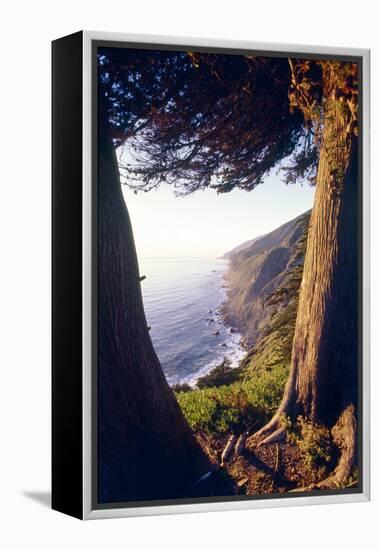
[221,235,265,260]
[222,211,311,349]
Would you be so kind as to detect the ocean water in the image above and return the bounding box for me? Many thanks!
[139,257,245,385]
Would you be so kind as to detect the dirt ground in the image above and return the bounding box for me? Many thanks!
[195,431,345,495]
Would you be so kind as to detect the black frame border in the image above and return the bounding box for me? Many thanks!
[52,31,84,519]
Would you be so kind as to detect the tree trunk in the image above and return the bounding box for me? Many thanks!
[253,63,359,485]
[97,109,211,503]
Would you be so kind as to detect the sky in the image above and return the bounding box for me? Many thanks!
[120,164,315,258]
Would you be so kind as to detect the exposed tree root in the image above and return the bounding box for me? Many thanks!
[247,413,282,446]
[247,356,299,446]
[221,434,237,466]
[247,426,286,447]
[195,415,358,496]
[314,404,357,489]
[286,405,357,491]
[260,427,286,446]
[234,432,247,457]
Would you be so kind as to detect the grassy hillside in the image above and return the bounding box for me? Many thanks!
[176,366,288,434]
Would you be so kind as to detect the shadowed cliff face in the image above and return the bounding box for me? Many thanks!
[222,211,311,349]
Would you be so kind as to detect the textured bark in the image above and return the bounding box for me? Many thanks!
[97,111,211,503]
[253,62,359,485]
[319,404,357,487]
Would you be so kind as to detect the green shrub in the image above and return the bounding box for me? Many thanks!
[176,364,288,435]
[196,358,242,389]
[283,415,334,468]
[242,365,288,412]
[175,390,218,432]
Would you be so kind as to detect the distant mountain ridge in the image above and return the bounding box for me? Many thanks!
[221,210,311,349]
[221,235,265,260]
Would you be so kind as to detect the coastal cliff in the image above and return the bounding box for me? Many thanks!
[222,210,311,352]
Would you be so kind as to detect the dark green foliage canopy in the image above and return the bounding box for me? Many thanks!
[99,48,318,193]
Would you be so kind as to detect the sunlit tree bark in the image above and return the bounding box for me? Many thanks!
[254,62,359,486]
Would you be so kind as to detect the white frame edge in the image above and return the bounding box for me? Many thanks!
[82,30,370,520]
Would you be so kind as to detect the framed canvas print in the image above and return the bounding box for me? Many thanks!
[52,31,370,519]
